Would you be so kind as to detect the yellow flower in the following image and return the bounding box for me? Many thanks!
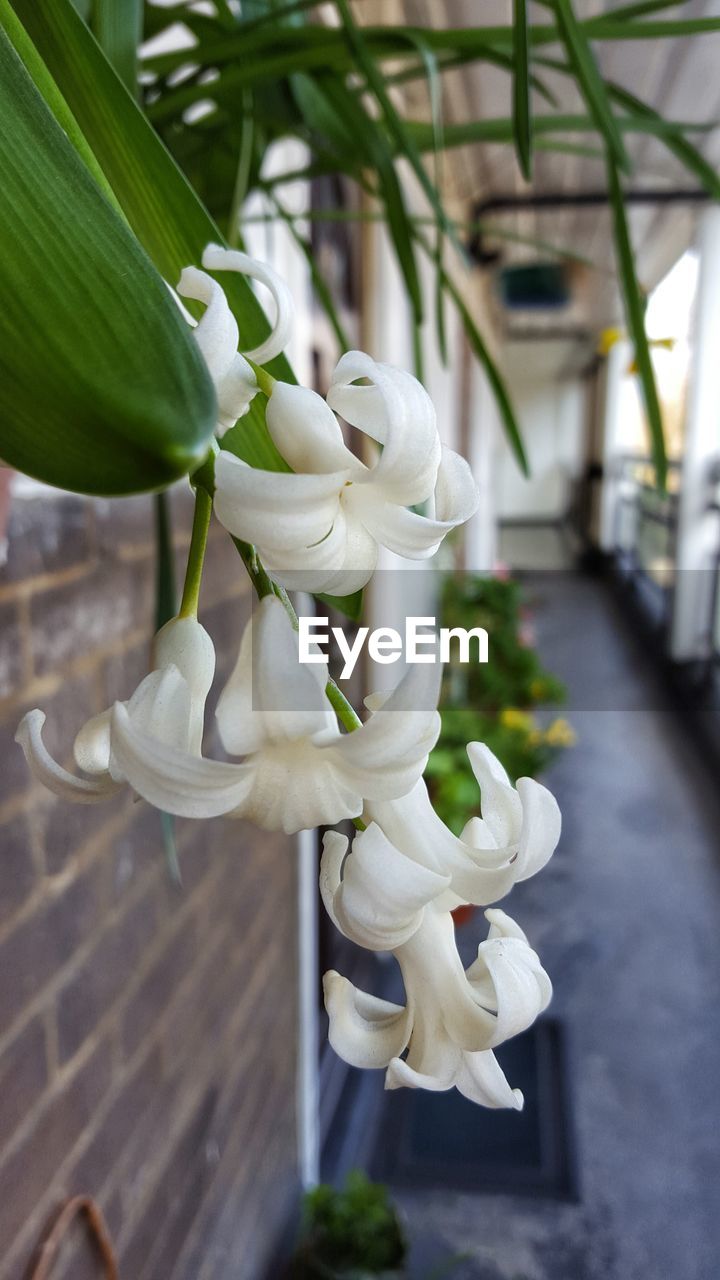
[500,707,533,733]
[529,678,546,701]
[545,718,576,748]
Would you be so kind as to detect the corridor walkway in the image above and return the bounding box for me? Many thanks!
[399,568,720,1280]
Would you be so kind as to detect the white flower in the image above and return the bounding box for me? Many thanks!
[367,742,561,908]
[320,822,552,1108]
[16,617,215,805]
[213,351,479,594]
[106,597,441,833]
[177,244,294,435]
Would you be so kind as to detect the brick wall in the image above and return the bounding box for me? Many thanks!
[0,484,299,1279]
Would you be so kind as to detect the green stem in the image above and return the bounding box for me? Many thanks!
[178,486,212,618]
[325,678,363,732]
[248,359,276,398]
[226,88,254,247]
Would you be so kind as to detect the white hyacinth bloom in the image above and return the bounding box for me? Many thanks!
[16,617,215,805]
[213,351,480,594]
[367,742,561,908]
[177,244,294,435]
[321,822,552,1108]
[105,597,441,833]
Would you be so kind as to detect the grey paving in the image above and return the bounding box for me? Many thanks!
[399,571,720,1280]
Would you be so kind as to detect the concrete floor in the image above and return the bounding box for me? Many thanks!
[398,565,720,1280]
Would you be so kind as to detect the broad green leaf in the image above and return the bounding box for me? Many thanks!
[8,0,295,474]
[93,0,142,93]
[512,0,532,180]
[553,0,630,173]
[0,23,216,495]
[606,152,667,490]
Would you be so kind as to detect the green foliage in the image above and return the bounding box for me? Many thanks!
[139,0,720,488]
[428,575,573,834]
[0,15,217,496]
[290,1172,406,1279]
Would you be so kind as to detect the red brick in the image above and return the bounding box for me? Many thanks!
[30,563,151,677]
[0,601,25,700]
[56,882,161,1064]
[0,814,36,926]
[0,1017,48,1148]
[120,922,198,1061]
[0,1038,113,1251]
[68,1046,167,1196]
[0,858,109,1038]
[0,493,92,584]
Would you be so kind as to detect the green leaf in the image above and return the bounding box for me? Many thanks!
[92,0,142,93]
[552,0,630,171]
[608,81,720,200]
[606,152,667,490]
[8,0,296,475]
[0,21,217,495]
[512,0,532,180]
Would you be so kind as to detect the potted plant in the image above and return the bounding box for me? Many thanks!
[288,1172,407,1279]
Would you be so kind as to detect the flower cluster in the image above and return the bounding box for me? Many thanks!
[16,246,561,1111]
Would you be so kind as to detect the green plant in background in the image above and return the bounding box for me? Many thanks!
[140,0,720,491]
[426,574,575,834]
[289,1172,407,1280]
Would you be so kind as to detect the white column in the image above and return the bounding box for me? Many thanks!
[671,207,720,660]
[598,338,634,552]
[465,357,500,572]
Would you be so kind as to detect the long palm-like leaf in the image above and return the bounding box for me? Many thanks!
[606,152,667,490]
[513,0,532,180]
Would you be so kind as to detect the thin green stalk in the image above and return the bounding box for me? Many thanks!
[179,485,212,618]
[231,539,364,739]
[248,359,275,398]
[226,88,254,247]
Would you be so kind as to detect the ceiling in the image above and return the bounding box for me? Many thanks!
[356,0,720,353]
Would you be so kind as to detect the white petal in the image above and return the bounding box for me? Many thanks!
[229,739,365,833]
[202,243,294,363]
[109,704,253,819]
[386,1051,459,1094]
[16,711,122,804]
[324,971,412,1070]
[354,447,479,561]
[331,661,441,801]
[327,352,441,506]
[323,823,449,951]
[514,776,562,880]
[275,506,377,596]
[266,382,358,474]
[73,708,112,775]
[467,742,523,846]
[177,265,238,384]
[216,596,333,755]
[318,830,348,933]
[213,451,348,554]
[177,267,257,431]
[124,667,193,759]
[153,617,215,756]
[215,353,258,433]
[465,909,553,1049]
[455,1050,524,1110]
[368,780,518,907]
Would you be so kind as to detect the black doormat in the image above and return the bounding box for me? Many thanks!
[364,1019,579,1200]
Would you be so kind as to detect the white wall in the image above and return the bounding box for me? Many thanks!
[495,342,586,522]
